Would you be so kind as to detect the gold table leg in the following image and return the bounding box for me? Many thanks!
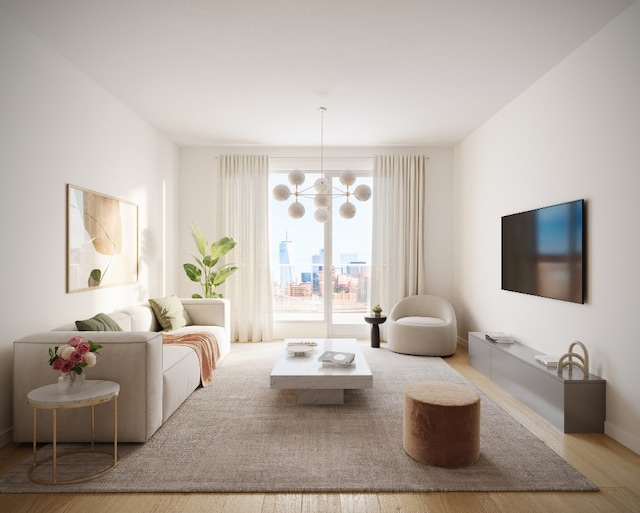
[113,396,118,466]
[31,406,37,467]
[52,408,57,483]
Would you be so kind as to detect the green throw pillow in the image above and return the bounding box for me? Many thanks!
[76,312,123,331]
[149,295,193,331]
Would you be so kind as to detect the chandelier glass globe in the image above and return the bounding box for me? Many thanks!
[353,183,372,202]
[339,201,356,219]
[314,207,330,223]
[288,169,306,186]
[272,183,291,201]
[314,177,331,193]
[314,193,331,208]
[339,169,356,187]
[288,201,305,219]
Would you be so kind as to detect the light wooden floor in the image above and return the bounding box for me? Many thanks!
[2,343,639,513]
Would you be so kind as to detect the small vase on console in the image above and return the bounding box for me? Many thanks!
[57,373,86,394]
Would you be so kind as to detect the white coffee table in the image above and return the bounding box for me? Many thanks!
[269,338,373,404]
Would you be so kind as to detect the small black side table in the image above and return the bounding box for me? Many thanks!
[364,315,387,348]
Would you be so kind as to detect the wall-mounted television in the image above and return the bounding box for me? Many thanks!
[502,199,585,303]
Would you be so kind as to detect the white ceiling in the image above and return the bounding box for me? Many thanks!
[1,0,635,147]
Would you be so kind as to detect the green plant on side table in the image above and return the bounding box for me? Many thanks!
[183,222,238,298]
[372,304,383,317]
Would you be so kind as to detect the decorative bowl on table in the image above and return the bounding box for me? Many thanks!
[285,341,317,356]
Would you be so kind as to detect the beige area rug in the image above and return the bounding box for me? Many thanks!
[0,341,597,493]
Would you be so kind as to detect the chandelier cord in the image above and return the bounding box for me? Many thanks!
[319,106,326,182]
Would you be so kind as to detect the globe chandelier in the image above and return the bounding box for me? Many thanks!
[272,107,372,223]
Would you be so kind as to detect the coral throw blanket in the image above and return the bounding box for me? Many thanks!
[162,332,220,387]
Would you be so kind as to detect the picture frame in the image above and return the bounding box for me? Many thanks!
[66,184,139,292]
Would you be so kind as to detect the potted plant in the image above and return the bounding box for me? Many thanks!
[372,304,383,317]
[183,222,238,298]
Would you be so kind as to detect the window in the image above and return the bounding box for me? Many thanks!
[269,170,373,327]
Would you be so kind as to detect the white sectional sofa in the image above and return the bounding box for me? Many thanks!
[13,298,230,444]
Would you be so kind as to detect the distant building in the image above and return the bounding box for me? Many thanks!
[311,250,324,293]
[346,261,367,276]
[279,235,294,290]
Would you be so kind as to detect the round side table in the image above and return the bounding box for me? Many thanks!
[27,379,120,485]
[364,315,387,348]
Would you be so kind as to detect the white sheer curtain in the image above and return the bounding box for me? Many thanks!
[371,155,429,323]
[216,155,274,342]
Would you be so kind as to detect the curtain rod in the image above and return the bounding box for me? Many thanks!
[215,155,430,160]
[269,156,374,159]
[271,156,430,159]
[215,156,374,159]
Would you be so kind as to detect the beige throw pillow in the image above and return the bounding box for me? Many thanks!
[149,295,193,331]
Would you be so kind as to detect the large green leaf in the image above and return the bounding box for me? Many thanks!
[210,237,237,259]
[189,222,208,257]
[183,263,201,282]
[202,255,219,269]
[213,265,238,287]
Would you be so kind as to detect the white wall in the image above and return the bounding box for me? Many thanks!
[454,2,640,453]
[0,9,179,445]
[178,146,455,338]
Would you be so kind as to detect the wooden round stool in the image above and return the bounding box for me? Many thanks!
[403,381,480,468]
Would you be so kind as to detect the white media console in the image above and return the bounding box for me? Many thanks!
[468,332,606,433]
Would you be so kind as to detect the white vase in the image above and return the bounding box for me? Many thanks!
[57,373,86,394]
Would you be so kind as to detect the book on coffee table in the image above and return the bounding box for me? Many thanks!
[318,351,356,366]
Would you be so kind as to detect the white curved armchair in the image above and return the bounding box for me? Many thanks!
[387,295,457,356]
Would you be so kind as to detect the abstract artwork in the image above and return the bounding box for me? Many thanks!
[67,184,138,292]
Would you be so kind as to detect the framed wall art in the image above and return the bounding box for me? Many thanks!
[67,184,139,292]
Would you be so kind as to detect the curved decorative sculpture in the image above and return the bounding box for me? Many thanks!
[557,340,589,377]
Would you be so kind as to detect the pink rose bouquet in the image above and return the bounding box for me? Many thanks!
[48,336,103,376]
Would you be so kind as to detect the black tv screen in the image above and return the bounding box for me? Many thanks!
[502,199,585,303]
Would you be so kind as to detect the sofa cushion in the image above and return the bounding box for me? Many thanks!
[75,312,123,331]
[397,316,446,326]
[149,295,193,331]
[119,305,160,331]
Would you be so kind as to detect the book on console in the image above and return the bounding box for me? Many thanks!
[318,351,356,366]
[535,354,560,367]
[485,331,514,343]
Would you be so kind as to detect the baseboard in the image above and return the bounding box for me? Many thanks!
[457,336,468,348]
[605,420,640,456]
[0,426,12,448]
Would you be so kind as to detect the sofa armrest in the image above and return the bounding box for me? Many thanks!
[180,298,231,343]
[13,330,163,443]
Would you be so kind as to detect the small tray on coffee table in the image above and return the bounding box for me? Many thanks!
[286,345,315,356]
